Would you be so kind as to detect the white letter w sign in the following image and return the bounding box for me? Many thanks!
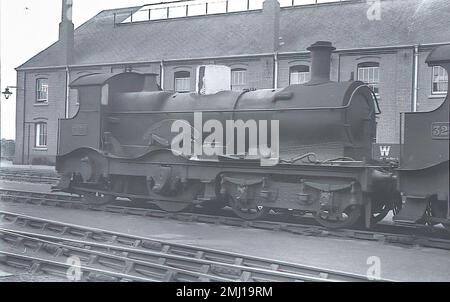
[379,146,391,157]
[372,144,400,161]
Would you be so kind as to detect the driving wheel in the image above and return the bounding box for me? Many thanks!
[315,205,362,229]
[229,196,269,220]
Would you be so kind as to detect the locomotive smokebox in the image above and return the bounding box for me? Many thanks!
[307,41,336,85]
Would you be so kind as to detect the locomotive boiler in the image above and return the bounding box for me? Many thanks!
[55,41,399,229]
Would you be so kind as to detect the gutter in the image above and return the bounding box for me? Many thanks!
[160,60,165,90]
[15,42,450,72]
[21,74,27,163]
[273,52,279,89]
[16,52,276,71]
[412,45,419,112]
[65,66,70,118]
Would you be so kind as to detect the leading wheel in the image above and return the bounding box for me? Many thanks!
[149,179,198,213]
[315,205,362,229]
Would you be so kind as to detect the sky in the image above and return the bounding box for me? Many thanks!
[0,0,326,140]
[0,0,167,140]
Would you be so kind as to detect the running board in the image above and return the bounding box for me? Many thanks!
[70,186,203,205]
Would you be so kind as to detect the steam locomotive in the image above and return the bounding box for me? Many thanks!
[54,41,449,230]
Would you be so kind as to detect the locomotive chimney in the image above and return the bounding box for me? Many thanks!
[59,0,75,65]
[307,41,336,85]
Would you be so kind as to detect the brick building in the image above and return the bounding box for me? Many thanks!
[14,0,450,165]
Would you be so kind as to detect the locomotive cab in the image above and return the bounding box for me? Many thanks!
[57,72,163,157]
[394,45,450,229]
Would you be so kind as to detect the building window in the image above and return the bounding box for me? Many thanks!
[289,65,310,85]
[35,122,48,148]
[358,62,380,95]
[174,71,191,92]
[432,66,448,94]
[36,78,49,102]
[231,68,247,91]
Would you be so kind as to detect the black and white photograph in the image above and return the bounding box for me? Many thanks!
[0,0,449,288]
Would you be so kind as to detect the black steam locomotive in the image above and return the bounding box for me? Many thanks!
[54,41,449,230]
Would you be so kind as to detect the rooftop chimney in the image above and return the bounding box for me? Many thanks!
[307,41,336,85]
[59,0,74,65]
[262,0,281,52]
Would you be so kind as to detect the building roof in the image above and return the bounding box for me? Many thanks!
[18,0,450,69]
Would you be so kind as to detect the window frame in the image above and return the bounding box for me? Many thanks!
[431,66,448,95]
[231,68,247,91]
[357,62,380,96]
[35,122,48,148]
[174,71,191,93]
[36,78,49,103]
[289,65,310,85]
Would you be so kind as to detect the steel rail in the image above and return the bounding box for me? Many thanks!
[0,210,378,282]
[0,168,57,176]
[1,189,449,251]
[0,228,353,282]
[0,251,162,282]
[0,229,236,282]
[0,173,59,184]
[0,169,59,184]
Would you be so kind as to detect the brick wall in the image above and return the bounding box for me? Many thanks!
[13,71,25,165]
[163,57,274,91]
[336,50,413,143]
[417,49,447,112]
[278,55,309,88]
[17,70,68,165]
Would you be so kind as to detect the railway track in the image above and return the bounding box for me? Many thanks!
[0,211,377,282]
[0,251,161,282]
[0,169,59,184]
[1,189,449,251]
